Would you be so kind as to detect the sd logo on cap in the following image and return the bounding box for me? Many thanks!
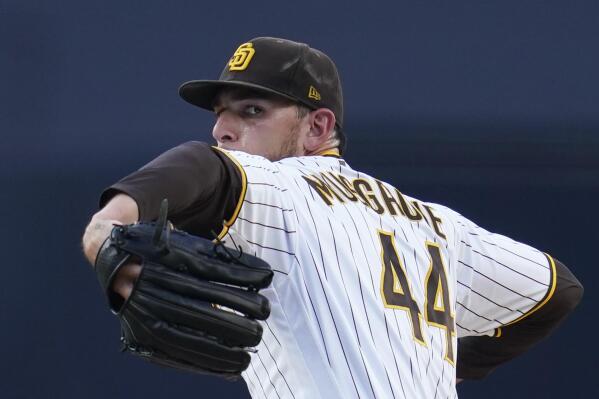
[228,43,255,71]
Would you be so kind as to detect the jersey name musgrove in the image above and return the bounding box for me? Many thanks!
[302,171,447,240]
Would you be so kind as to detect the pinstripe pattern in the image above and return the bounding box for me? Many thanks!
[215,151,553,399]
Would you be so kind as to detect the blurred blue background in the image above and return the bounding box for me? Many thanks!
[1,1,597,398]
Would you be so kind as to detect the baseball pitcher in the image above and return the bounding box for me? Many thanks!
[82,37,583,398]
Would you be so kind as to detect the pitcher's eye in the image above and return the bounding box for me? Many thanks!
[244,105,263,116]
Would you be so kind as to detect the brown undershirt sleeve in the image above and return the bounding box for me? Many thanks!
[456,257,583,379]
[99,141,243,238]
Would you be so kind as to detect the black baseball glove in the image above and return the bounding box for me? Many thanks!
[94,200,273,379]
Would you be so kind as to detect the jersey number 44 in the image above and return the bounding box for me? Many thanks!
[378,230,456,365]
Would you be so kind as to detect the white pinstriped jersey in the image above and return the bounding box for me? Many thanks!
[217,150,555,399]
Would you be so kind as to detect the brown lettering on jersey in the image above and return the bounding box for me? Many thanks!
[302,171,447,241]
[376,180,403,216]
[338,174,360,200]
[348,178,369,206]
[353,179,385,214]
[302,174,345,206]
[323,172,359,202]
[411,201,429,225]
[423,205,446,239]
[395,189,423,221]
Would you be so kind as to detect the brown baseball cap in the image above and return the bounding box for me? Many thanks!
[179,37,344,130]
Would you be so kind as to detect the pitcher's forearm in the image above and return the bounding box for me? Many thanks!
[82,193,140,264]
[82,217,119,264]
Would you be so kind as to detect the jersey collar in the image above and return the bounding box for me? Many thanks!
[317,149,341,158]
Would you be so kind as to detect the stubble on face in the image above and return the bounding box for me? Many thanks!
[265,116,303,161]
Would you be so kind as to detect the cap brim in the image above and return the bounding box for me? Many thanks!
[178,80,301,111]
